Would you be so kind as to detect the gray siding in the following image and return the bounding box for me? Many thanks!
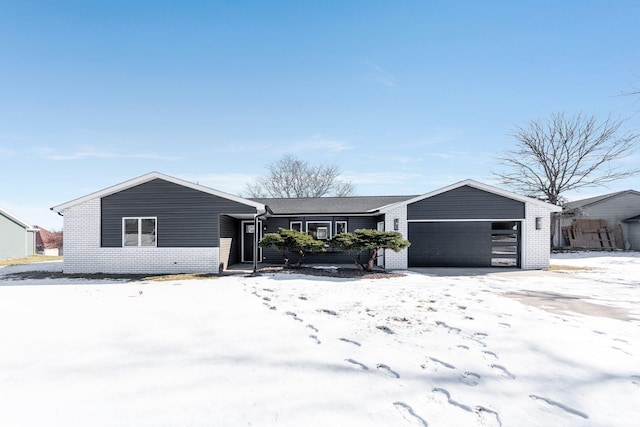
[628,223,640,250]
[101,179,256,248]
[0,215,28,259]
[261,216,379,264]
[408,186,525,220]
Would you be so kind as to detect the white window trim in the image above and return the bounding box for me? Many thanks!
[290,221,302,231]
[306,221,332,240]
[335,221,347,235]
[122,217,157,247]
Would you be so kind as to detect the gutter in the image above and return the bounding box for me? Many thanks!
[253,206,270,273]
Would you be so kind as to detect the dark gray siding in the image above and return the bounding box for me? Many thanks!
[260,216,379,264]
[101,179,256,247]
[408,186,525,220]
[408,222,492,267]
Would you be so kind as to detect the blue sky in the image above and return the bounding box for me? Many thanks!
[1,1,639,229]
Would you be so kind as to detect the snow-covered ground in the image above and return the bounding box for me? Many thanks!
[0,253,638,426]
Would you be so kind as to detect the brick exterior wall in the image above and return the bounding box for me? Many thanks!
[62,199,220,274]
[522,203,552,269]
[382,204,408,270]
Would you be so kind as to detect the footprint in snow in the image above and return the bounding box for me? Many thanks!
[475,406,502,427]
[308,335,321,344]
[393,402,428,427]
[345,358,368,370]
[306,324,319,333]
[435,321,461,334]
[431,388,473,412]
[529,395,589,420]
[631,375,640,386]
[491,364,515,379]
[458,372,481,386]
[262,288,274,292]
[285,311,303,322]
[376,325,395,334]
[319,309,337,316]
[425,356,455,370]
[482,350,498,360]
[498,322,511,328]
[377,363,400,378]
[339,338,361,346]
[457,345,469,350]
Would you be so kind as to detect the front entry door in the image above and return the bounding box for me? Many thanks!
[241,221,262,263]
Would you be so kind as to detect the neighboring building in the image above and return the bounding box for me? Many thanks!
[35,226,63,256]
[558,190,640,250]
[0,206,37,260]
[51,172,561,274]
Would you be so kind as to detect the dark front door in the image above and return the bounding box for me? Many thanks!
[241,220,262,263]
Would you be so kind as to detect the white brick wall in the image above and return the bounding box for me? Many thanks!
[383,204,408,270]
[522,203,552,269]
[62,199,220,274]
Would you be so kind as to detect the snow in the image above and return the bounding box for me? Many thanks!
[0,254,638,426]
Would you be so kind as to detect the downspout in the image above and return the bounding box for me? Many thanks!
[253,206,269,273]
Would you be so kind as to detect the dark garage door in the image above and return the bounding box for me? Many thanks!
[408,222,492,267]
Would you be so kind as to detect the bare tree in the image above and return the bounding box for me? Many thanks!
[245,154,355,198]
[494,112,640,205]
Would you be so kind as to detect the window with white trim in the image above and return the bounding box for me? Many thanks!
[335,221,347,235]
[290,221,302,232]
[123,217,157,247]
[307,221,332,240]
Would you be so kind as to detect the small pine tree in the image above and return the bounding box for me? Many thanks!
[259,228,326,267]
[330,229,410,271]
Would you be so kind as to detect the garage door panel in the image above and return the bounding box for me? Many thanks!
[408,222,492,267]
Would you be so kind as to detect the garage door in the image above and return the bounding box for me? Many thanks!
[408,221,520,267]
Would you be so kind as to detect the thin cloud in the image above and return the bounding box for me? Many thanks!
[221,142,274,153]
[289,135,352,153]
[36,146,184,161]
[364,60,396,88]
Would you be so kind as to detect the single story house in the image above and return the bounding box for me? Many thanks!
[0,206,37,260]
[557,190,640,250]
[51,172,561,274]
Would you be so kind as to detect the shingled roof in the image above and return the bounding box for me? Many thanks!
[564,190,640,211]
[250,195,417,215]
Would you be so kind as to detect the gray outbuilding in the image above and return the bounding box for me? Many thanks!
[0,207,37,260]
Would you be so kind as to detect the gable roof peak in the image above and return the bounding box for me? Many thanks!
[51,171,265,213]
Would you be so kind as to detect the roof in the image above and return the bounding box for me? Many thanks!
[251,195,417,215]
[380,179,563,212]
[623,215,640,223]
[0,206,36,230]
[563,190,640,211]
[51,172,267,213]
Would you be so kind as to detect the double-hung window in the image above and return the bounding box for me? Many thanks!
[123,217,157,247]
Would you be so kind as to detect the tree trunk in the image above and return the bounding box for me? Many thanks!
[366,249,378,272]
